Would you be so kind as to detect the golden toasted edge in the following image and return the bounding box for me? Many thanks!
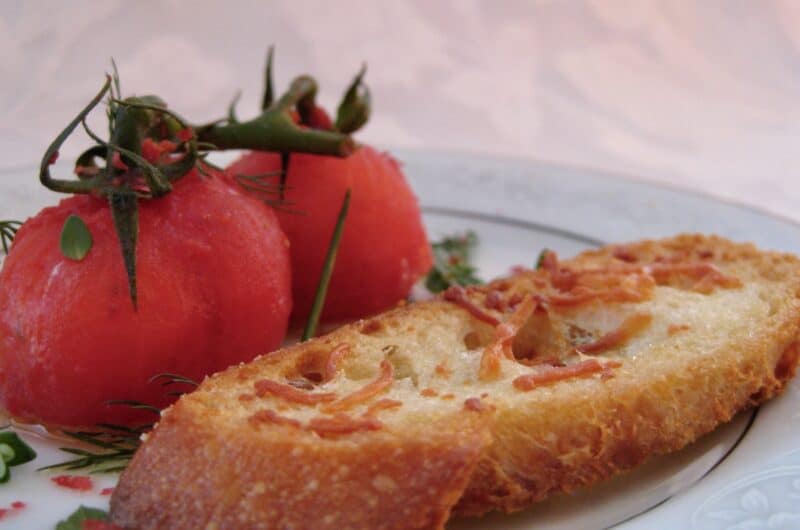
[111,390,492,530]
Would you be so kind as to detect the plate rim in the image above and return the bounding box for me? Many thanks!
[394,146,800,232]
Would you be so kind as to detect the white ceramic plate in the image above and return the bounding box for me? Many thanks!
[0,150,798,529]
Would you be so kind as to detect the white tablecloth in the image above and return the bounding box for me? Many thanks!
[1,1,798,222]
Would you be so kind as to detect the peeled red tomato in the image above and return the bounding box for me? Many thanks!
[0,169,292,427]
[227,146,432,322]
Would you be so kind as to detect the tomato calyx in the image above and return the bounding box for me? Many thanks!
[261,47,369,136]
[334,63,370,134]
[34,54,366,310]
[38,72,202,309]
[214,47,370,204]
[194,73,357,156]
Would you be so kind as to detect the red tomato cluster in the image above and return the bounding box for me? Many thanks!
[0,67,432,429]
[0,141,431,428]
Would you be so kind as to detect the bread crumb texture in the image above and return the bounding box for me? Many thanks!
[110,234,800,530]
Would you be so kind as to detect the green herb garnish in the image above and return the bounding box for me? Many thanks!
[39,426,141,474]
[425,231,483,293]
[60,215,93,261]
[55,505,110,530]
[0,220,22,254]
[302,189,351,341]
[41,373,197,474]
[535,248,552,270]
[0,429,37,483]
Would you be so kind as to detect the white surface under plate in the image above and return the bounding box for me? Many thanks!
[0,150,798,529]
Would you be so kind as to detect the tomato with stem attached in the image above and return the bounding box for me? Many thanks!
[226,54,432,323]
[0,167,292,428]
[227,145,432,323]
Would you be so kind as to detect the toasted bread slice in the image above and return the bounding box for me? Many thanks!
[110,234,800,530]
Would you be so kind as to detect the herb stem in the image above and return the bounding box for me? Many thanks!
[0,220,22,254]
[302,189,351,341]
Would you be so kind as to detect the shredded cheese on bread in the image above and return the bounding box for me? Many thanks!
[110,234,800,530]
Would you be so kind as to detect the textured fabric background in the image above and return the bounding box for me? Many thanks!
[1,1,798,220]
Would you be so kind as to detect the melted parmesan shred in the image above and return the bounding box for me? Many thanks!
[321,360,394,414]
[254,379,337,404]
[512,359,622,391]
[578,313,652,354]
[443,286,501,326]
[324,343,351,382]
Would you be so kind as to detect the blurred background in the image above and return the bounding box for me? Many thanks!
[1,0,798,220]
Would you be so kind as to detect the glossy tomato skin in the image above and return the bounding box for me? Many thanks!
[227,146,432,322]
[0,169,291,428]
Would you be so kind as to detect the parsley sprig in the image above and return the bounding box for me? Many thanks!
[425,231,483,293]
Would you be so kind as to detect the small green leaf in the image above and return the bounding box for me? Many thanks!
[0,430,37,466]
[60,215,93,261]
[55,505,109,530]
[0,457,8,484]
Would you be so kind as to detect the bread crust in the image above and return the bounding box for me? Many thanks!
[110,234,800,529]
[111,400,491,530]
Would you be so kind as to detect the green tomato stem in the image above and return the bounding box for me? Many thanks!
[40,77,112,195]
[197,76,356,157]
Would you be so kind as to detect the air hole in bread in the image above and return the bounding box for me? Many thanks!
[463,331,483,350]
[383,345,419,386]
[462,325,494,351]
[511,311,568,361]
[286,348,328,386]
